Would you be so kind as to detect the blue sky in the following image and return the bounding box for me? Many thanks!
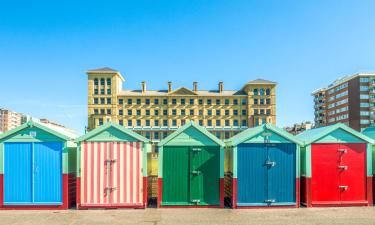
[1,0,375,133]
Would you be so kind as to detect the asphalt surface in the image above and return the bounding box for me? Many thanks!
[1,207,375,225]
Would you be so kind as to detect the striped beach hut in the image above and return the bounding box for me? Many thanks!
[75,123,151,209]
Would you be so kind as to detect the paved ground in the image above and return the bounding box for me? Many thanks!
[1,207,375,225]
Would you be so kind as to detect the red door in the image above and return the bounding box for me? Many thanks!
[339,143,366,202]
[311,144,340,203]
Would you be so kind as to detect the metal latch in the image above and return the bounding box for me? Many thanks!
[191,199,201,204]
[105,159,117,164]
[264,199,276,204]
[339,185,348,191]
[338,149,347,153]
[338,165,348,170]
[265,160,276,167]
[105,187,117,192]
[192,148,202,152]
[191,170,201,175]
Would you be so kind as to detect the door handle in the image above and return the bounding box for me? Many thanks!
[339,185,348,191]
[105,159,116,163]
[191,170,201,175]
[265,161,276,167]
[264,199,276,204]
[338,149,347,153]
[105,187,117,192]
[338,165,348,170]
[191,199,201,204]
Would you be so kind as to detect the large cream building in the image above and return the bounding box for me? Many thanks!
[87,67,277,141]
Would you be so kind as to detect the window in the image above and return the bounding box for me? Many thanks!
[101,89,105,94]
[100,78,105,85]
[146,110,150,116]
[233,120,238,126]
[361,119,370,125]
[172,99,177,104]
[100,98,105,104]
[107,78,111,85]
[199,120,203,126]
[207,110,212,116]
[145,120,150,126]
[107,109,111,115]
[145,132,150,139]
[207,99,212,105]
[198,99,203,105]
[360,77,369,83]
[360,111,370,116]
[242,110,246,115]
[199,110,203,116]
[261,118,266,125]
[233,110,238,116]
[136,99,141,104]
[336,114,348,121]
[163,109,168,115]
[128,120,132,126]
[254,109,259,115]
[94,89,98,95]
[360,94,369,99]
[260,99,264,105]
[154,120,159,126]
[233,99,238,105]
[98,118,103,125]
[266,109,271,115]
[107,89,111,94]
[107,98,111,104]
[155,110,159,116]
[94,98,99,104]
[100,109,105,115]
[128,109,132,115]
[254,99,258,105]
[172,109,177,115]
[154,99,159,105]
[154,132,159,140]
[336,91,348,99]
[225,99,230,105]
[216,120,221,126]
[181,99,185,105]
[225,110,229,116]
[216,110,220,116]
[94,109,98,115]
[260,109,264,115]
[189,99,194,104]
[241,99,247,105]
[266,99,271,105]
[190,109,194,115]
[361,102,370,107]
[260,88,264,96]
[253,89,258,96]
[163,99,168,105]
[136,120,141,126]
[128,99,133,104]
[181,119,186,125]
[242,120,247,126]
[118,99,123,104]
[145,99,150,105]
[225,120,230,126]
[163,120,168,126]
[215,132,221,139]
[225,132,230,139]
[119,120,123,125]
[207,120,212,126]
[136,110,141,116]
[119,109,123,115]
[360,86,369,91]
[94,78,98,85]
[216,99,220,105]
[172,120,177,126]
[266,89,270,96]
[181,109,186,116]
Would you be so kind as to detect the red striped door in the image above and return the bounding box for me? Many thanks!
[80,142,143,206]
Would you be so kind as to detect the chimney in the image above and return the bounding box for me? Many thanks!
[193,82,198,92]
[141,81,146,93]
[219,81,223,93]
[168,81,172,93]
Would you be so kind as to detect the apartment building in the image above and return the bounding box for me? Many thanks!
[312,73,375,131]
[87,67,277,141]
[0,108,25,132]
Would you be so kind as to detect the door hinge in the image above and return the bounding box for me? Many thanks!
[105,187,117,192]
[191,199,201,204]
[265,160,276,167]
[338,165,348,170]
[339,185,348,191]
[264,199,276,204]
[338,149,347,153]
[105,159,117,164]
[191,170,201,175]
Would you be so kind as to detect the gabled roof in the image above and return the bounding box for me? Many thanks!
[0,120,79,142]
[226,123,303,147]
[297,123,374,145]
[158,121,225,147]
[245,79,277,85]
[169,87,197,95]
[362,126,375,140]
[76,122,149,143]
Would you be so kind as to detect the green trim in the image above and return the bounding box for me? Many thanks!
[142,143,148,177]
[76,144,81,177]
[233,146,238,178]
[305,145,312,178]
[0,143,3,174]
[226,123,303,147]
[0,121,76,142]
[158,121,224,147]
[62,143,69,174]
[76,122,149,143]
[297,123,374,146]
[158,146,163,178]
[296,145,300,178]
[220,147,224,178]
[367,143,372,177]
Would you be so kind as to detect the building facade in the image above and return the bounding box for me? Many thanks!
[0,108,25,132]
[87,67,277,141]
[284,121,313,135]
[312,73,375,131]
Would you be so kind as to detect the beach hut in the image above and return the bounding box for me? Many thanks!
[0,121,78,209]
[361,126,375,204]
[298,123,373,207]
[157,121,225,207]
[226,124,303,208]
[75,122,151,209]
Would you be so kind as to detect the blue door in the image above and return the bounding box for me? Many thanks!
[3,142,62,205]
[237,143,296,206]
[4,143,33,204]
